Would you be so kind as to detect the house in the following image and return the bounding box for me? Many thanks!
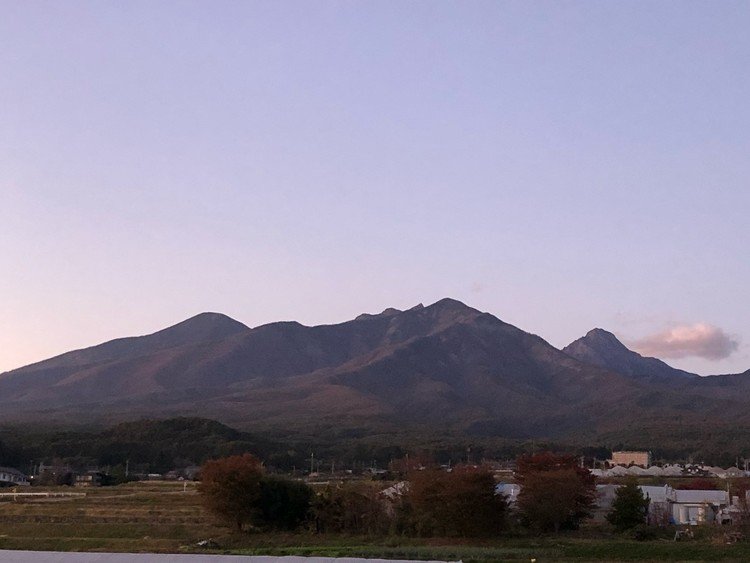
[75,471,105,487]
[0,467,30,487]
[642,485,734,526]
[640,485,672,526]
[594,483,736,526]
[671,488,729,525]
[593,484,618,522]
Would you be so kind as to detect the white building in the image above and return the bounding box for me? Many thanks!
[595,483,736,526]
[0,467,30,486]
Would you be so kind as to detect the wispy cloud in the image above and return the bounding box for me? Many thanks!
[631,324,739,361]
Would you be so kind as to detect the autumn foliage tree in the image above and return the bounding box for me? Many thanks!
[515,452,596,533]
[406,468,507,537]
[199,453,264,531]
[199,454,314,532]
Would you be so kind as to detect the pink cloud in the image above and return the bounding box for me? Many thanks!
[631,323,739,360]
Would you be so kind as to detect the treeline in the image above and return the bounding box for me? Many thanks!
[199,452,599,537]
[0,417,595,475]
[2,416,746,477]
[0,418,280,474]
[200,454,510,537]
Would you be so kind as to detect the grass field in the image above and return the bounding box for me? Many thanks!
[2,482,750,562]
[0,481,220,553]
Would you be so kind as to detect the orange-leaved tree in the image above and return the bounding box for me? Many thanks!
[199,453,263,531]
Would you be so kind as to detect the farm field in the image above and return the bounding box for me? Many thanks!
[0,481,219,553]
[2,482,750,562]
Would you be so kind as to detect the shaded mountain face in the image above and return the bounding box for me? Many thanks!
[563,328,697,380]
[0,300,748,444]
[7,312,249,375]
[0,312,249,398]
[0,299,636,437]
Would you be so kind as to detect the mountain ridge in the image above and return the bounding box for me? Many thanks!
[5,312,249,376]
[1,299,748,445]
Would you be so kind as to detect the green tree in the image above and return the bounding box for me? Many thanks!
[257,476,313,530]
[607,478,650,531]
[516,452,596,533]
[198,453,263,531]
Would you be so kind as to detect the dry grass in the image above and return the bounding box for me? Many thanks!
[0,481,224,552]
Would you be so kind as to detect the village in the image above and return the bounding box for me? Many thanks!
[3,449,750,532]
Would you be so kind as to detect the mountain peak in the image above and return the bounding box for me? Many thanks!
[423,297,482,316]
[586,327,617,339]
[8,312,249,375]
[353,299,471,322]
[431,297,471,309]
[172,312,248,331]
[564,328,696,379]
[188,311,235,321]
[582,328,629,350]
[151,312,249,344]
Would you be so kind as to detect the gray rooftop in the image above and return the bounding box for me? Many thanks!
[672,489,729,505]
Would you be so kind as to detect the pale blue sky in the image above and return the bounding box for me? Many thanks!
[1,1,748,375]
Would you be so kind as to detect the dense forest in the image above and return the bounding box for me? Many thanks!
[0,418,279,474]
[1,416,747,477]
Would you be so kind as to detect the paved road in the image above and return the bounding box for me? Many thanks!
[0,552,457,563]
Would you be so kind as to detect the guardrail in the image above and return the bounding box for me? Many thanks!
[0,492,87,500]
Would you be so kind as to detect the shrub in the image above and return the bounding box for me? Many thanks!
[257,476,313,530]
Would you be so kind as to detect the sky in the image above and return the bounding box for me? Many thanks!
[1,1,748,376]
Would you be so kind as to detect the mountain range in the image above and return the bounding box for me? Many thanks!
[2,299,748,447]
